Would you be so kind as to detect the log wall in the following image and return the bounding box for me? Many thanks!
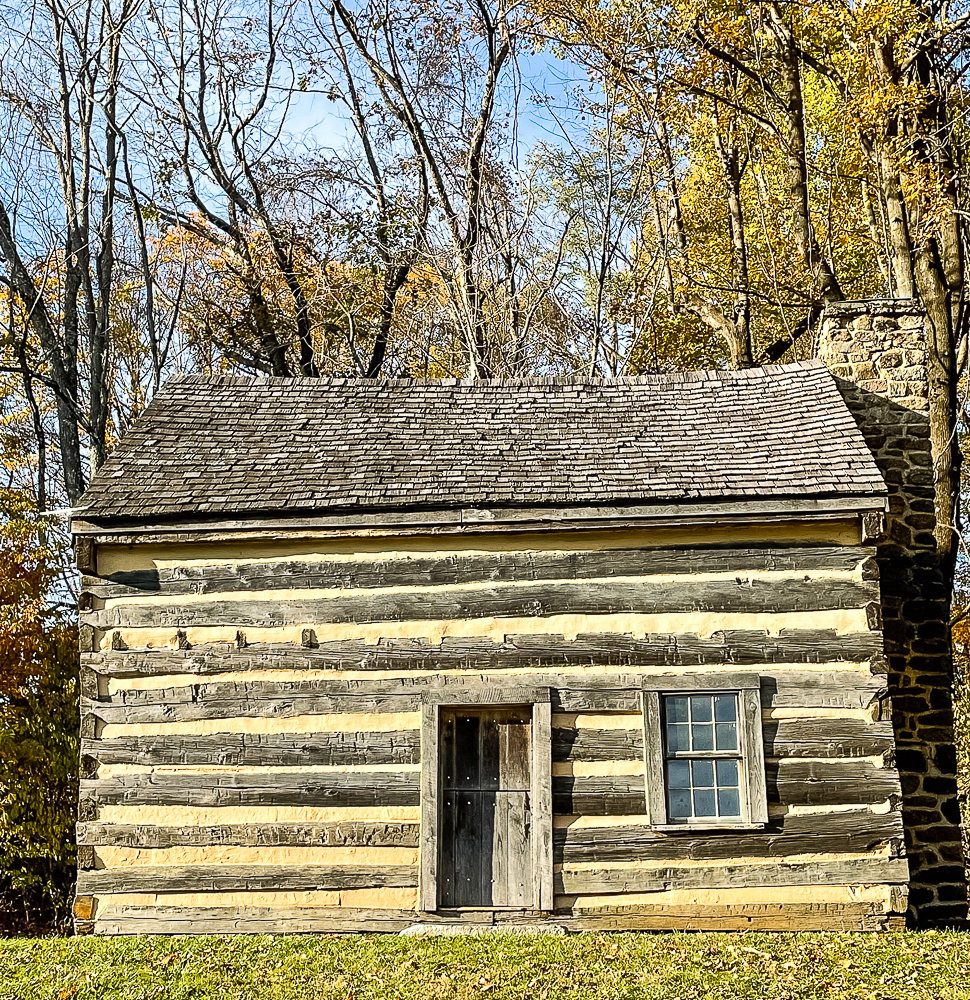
[74,521,908,934]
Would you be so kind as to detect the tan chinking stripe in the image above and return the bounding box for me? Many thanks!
[95,761,634,779]
[99,712,419,739]
[101,607,874,651]
[558,884,895,908]
[95,521,863,574]
[95,846,417,867]
[95,763,423,777]
[92,888,419,911]
[554,850,893,873]
[91,846,883,871]
[89,884,892,912]
[97,806,421,824]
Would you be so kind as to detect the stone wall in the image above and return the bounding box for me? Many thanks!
[820,299,967,927]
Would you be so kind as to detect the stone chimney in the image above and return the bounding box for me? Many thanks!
[819,299,966,928]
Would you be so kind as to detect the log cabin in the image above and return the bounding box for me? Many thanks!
[71,315,967,934]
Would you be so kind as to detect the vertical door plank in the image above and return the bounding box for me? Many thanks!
[454,790,484,906]
[500,712,532,790]
[455,714,481,790]
[506,790,533,907]
[439,790,457,907]
[481,714,500,790]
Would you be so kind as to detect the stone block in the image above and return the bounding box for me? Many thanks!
[936,884,969,903]
[896,747,929,773]
[852,361,878,380]
[878,349,904,369]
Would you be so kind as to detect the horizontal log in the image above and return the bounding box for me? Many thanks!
[83,731,420,769]
[89,901,903,935]
[763,719,894,759]
[82,674,646,720]
[93,905,415,935]
[83,669,886,729]
[554,809,904,865]
[83,577,879,630]
[82,545,873,599]
[91,629,885,678]
[76,809,902,860]
[555,903,903,933]
[80,771,420,809]
[552,776,646,816]
[552,729,644,763]
[554,857,910,895]
[769,760,901,806]
[77,821,420,849]
[78,864,417,895]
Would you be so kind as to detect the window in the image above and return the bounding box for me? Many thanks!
[643,674,767,830]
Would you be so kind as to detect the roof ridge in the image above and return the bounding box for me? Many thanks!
[173,360,828,390]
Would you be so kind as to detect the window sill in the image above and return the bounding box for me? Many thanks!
[652,823,765,833]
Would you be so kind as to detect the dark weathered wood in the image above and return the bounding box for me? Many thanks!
[82,731,420,769]
[642,691,666,826]
[80,771,420,808]
[76,537,96,574]
[91,629,886,676]
[742,686,769,825]
[419,701,439,912]
[77,863,417,894]
[81,545,873,598]
[93,905,415,935]
[77,820,420,848]
[532,700,554,912]
[769,760,901,806]
[89,900,903,935]
[82,576,879,630]
[81,664,888,725]
[552,776,646,815]
[552,729,643,762]
[80,672,643,721]
[554,856,909,895]
[91,901,902,935]
[763,719,895,758]
[72,496,882,543]
[440,707,533,908]
[554,903,903,933]
[554,809,905,865]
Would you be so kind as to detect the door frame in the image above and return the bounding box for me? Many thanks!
[419,687,552,912]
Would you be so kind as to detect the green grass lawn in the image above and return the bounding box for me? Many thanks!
[0,933,967,1000]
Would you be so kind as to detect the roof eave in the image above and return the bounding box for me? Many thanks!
[71,493,889,542]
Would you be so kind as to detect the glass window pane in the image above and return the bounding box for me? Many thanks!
[668,760,691,789]
[667,723,689,753]
[717,787,741,817]
[693,788,716,816]
[714,694,737,722]
[668,789,692,820]
[692,760,714,787]
[715,722,738,751]
[690,695,713,723]
[692,723,714,751]
[715,759,739,787]
[666,696,689,723]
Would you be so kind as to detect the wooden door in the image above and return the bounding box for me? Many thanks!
[439,707,533,908]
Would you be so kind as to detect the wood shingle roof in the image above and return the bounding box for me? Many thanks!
[76,360,886,525]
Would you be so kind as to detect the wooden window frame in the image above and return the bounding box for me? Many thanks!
[419,687,553,912]
[642,673,767,832]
